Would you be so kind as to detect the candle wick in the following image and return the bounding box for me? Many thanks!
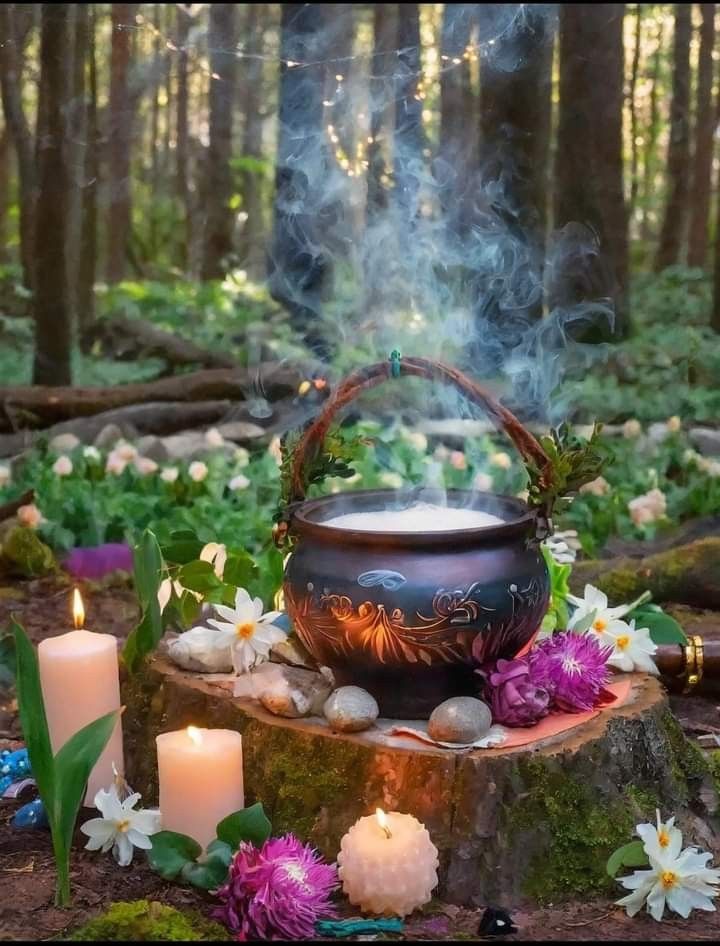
[381,824,392,839]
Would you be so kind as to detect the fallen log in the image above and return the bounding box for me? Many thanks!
[0,488,34,521]
[82,315,238,370]
[0,401,244,457]
[571,538,720,611]
[0,363,306,432]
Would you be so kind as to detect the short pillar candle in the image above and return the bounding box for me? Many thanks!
[38,591,124,803]
[337,808,439,916]
[156,727,244,851]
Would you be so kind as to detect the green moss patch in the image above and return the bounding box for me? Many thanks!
[67,900,227,941]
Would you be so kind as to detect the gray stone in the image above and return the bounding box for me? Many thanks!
[135,435,169,463]
[427,697,492,744]
[162,430,236,461]
[216,421,267,443]
[647,422,670,445]
[49,432,81,452]
[323,686,379,732]
[690,427,720,456]
[257,665,334,718]
[94,423,125,449]
[270,636,319,670]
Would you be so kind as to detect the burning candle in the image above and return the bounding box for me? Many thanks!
[38,589,124,803]
[337,808,439,916]
[156,727,244,851]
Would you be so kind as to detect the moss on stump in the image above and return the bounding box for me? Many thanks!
[67,900,227,941]
[123,659,719,907]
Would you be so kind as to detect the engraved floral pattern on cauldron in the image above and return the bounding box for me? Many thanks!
[285,577,548,669]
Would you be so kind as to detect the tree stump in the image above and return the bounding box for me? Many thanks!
[123,658,719,906]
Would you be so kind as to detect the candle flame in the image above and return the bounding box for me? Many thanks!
[187,726,203,746]
[72,588,85,629]
[376,807,392,839]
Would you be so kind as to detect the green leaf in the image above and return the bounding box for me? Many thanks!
[123,530,165,672]
[148,831,203,880]
[52,709,120,902]
[606,839,650,877]
[12,618,55,815]
[216,803,271,849]
[177,560,222,594]
[223,550,258,589]
[181,841,233,890]
[627,605,687,645]
[162,531,205,565]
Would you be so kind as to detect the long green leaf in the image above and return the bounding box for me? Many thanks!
[12,618,55,812]
[52,708,119,907]
[123,530,165,672]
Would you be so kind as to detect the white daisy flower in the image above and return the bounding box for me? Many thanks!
[635,810,683,863]
[228,473,250,491]
[567,583,640,634]
[80,783,161,867]
[617,846,720,922]
[600,618,659,674]
[83,446,101,462]
[207,588,285,674]
[160,466,179,483]
[188,461,208,482]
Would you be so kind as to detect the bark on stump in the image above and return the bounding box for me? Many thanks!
[123,658,719,906]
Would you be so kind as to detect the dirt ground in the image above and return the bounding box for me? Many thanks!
[1,576,719,942]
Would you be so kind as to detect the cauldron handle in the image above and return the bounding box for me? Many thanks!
[282,355,555,542]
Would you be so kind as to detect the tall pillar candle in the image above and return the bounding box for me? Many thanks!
[38,593,124,803]
[157,727,244,851]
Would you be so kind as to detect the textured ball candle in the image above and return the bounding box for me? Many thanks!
[337,809,439,916]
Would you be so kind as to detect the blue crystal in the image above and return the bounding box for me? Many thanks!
[13,798,48,829]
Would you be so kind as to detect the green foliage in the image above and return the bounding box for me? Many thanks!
[148,802,271,891]
[527,422,606,518]
[122,531,165,673]
[276,426,362,521]
[68,900,228,942]
[540,546,571,633]
[628,603,687,645]
[606,839,649,878]
[13,619,119,906]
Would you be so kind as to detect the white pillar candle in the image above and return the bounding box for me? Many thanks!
[156,727,244,851]
[337,808,439,916]
[38,594,124,804]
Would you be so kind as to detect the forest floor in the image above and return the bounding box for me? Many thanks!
[1,577,719,942]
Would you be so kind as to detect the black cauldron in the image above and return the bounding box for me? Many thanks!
[284,488,550,718]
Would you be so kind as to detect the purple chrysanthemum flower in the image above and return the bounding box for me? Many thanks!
[529,631,612,712]
[213,834,338,941]
[479,657,551,727]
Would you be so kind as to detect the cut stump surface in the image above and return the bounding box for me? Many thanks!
[124,659,719,907]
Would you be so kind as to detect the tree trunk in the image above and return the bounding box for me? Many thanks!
[655,4,691,272]
[66,4,88,326]
[553,3,629,337]
[78,4,98,337]
[366,3,398,220]
[687,3,716,268]
[200,3,238,280]
[628,4,642,209]
[175,3,191,271]
[268,3,332,359]
[106,4,137,284]
[438,4,476,236]
[0,128,9,262]
[640,19,664,243]
[393,3,424,216]
[236,4,267,277]
[0,4,36,290]
[33,4,72,386]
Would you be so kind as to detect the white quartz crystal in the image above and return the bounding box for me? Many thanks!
[323,502,503,532]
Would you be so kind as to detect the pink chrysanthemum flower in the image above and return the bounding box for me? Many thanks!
[214,834,338,941]
[529,631,612,713]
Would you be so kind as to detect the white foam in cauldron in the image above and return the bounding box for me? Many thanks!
[322,501,504,532]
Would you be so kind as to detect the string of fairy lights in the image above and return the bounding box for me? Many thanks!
[131,6,524,180]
